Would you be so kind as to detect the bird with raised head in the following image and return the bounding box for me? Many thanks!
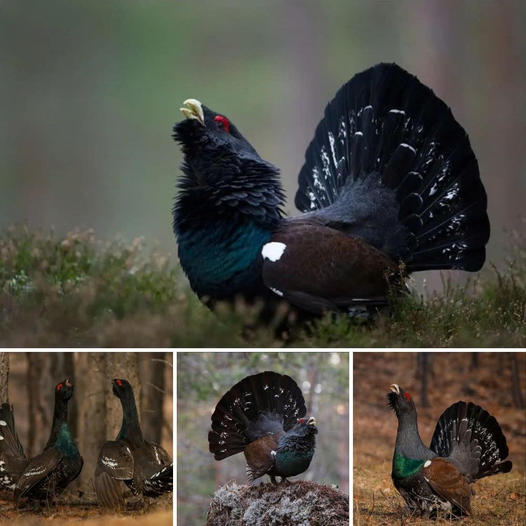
[388,383,512,517]
[172,63,490,316]
[208,371,317,484]
[94,378,172,509]
[0,378,83,504]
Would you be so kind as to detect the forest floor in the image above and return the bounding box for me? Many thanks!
[0,498,172,525]
[353,352,526,526]
[0,226,525,347]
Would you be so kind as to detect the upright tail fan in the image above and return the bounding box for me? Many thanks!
[208,371,306,460]
[144,463,173,495]
[430,401,512,480]
[0,403,27,491]
[295,63,490,272]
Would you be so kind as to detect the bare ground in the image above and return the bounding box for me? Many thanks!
[0,497,172,526]
[353,352,526,526]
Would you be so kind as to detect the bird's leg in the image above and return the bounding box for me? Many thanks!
[270,475,278,485]
[280,477,291,486]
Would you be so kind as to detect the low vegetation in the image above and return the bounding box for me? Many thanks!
[0,226,524,347]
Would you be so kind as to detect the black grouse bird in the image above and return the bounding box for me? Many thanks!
[172,63,490,315]
[94,378,173,508]
[208,371,317,484]
[388,384,512,517]
[0,378,83,504]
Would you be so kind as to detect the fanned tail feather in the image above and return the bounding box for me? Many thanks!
[144,463,173,495]
[295,63,489,272]
[430,401,512,480]
[208,371,306,460]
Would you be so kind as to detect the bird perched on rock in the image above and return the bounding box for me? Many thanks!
[208,371,317,484]
[172,63,489,315]
[0,378,83,504]
[388,384,512,517]
[94,379,172,509]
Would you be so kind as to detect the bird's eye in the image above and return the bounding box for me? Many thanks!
[214,115,230,134]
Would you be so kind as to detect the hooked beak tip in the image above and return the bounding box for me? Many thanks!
[180,98,205,125]
[389,384,400,394]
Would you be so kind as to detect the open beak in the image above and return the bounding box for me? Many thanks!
[389,384,400,394]
[180,99,205,125]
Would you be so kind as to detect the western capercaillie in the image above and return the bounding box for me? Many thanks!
[94,379,172,508]
[173,63,490,315]
[388,384,512,517]
[0,379,83,504]
[208,371,317,484]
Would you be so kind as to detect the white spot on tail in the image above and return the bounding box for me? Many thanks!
[400,143,417,154]
[102,456,118,468]
[389,109,405,115]
[270,287,284,297]
[424,460,432,467]
[262,242,286,262]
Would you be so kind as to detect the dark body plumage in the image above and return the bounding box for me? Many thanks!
[388,384,512,517]
[208,371,317,484]
[94,379,172,509]
[173,63,490,315]
[0,379,83,504]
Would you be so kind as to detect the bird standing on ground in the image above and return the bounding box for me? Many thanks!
[172,63,489,315]
[0,378,83,504]
[388,383,512,517]
[94,378,173,508]
[208,371,317,484]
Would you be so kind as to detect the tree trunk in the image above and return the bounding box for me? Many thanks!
[0,352,8,403]
[26,352,52,457]
[140,352,166,444]
[75,352,107,496]
[509,353,524,409]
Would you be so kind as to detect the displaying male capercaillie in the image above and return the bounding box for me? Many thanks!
[208,371,317,484]
[173,63,490,316]
[94,379,173,508]
[388,384,512,517]
[0,379,83,504]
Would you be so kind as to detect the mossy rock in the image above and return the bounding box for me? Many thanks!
[206,481,349,526]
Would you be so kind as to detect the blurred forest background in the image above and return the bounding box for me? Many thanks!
[1,0,525,285]
[0,351,172,524]
[177,351,349,526]
[353,352,526,526]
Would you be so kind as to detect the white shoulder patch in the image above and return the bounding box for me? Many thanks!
[0,420,7,426]
[271,450,277,457]
[424,460,432,467]
[262,242,286,262]
[269,287,284,297]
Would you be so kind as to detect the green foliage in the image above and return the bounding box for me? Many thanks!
[0,226,524,347]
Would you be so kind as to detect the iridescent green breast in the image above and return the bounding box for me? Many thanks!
[392,453,426,479]
[275,449,314,477]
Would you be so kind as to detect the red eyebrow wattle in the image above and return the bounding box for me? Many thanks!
[214,115,230,133]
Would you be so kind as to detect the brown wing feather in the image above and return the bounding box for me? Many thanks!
[243,434,280,482]
[423,457,472,515]
[262,221,398,313]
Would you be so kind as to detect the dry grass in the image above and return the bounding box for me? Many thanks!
[353,352,526,526]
